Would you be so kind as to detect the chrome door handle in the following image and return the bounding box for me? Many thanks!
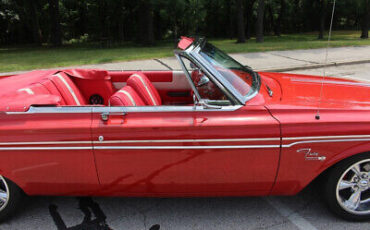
[101,112,109,121]
[101,112,126,121]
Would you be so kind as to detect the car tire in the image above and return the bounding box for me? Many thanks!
[0,176,24,222]
[324,152,370,221]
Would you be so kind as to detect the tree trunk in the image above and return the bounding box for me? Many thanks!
[117,0,125,41]
[268,4,275,35]
[147,4,154,45]
[98,0,111,43]
[78,1,88,37]
[49,0,62,46]
[256,0,265,43]
[245,0,257,40]
[361,0,369,39]
[318,0,326,40]
[236,0,246,43]
[228,1,234,39]
[275,0,285,36]
[138,0,155,45]
[28,1,42,45]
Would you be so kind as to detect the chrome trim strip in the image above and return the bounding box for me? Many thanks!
[93,105,243,113]
[0,138,369,151]
[175,53,202,102]
[0,145,280,151]
[0,141,92,145]
[0,138,280,146]
[6,104,242,115]
[290,78,370,87]
[94,138,280,144]
[0,147,93,151]
[93,145,281,150]
[284,135,370,141]
[6,106,93,114]
[1,135,370,146]
[282,138,370,148]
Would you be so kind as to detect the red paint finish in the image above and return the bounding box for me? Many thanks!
[72,78,114,106]
[0,112,99,196]
[0,66,369,198]
[269,109,370,195]
[91,106,280,196]
[258,72,370,195]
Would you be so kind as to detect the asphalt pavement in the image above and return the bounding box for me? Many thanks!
[0,46,370,230]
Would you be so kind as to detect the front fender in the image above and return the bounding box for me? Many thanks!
[271,141,370,196]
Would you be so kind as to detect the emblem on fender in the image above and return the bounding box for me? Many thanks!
[297,148,326,161]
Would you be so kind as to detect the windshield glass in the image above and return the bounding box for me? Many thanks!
[199,42,258,97]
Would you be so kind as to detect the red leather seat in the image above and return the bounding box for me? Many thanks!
[109,86,145,106]
[49,72,87,105]
[127,72,162,106]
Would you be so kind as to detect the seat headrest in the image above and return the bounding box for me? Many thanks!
[127,72,161,106]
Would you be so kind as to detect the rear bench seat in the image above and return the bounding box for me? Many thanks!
[49,72,86,105]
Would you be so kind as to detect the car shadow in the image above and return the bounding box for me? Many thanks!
[4,185,367,230]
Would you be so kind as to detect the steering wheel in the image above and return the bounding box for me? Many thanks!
[191,69,225,100]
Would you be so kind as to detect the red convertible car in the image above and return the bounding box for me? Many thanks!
[0,37,369,221]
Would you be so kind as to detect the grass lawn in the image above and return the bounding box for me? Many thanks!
[0,31,369,73]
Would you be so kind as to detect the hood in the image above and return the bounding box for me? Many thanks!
[257,72,370,109]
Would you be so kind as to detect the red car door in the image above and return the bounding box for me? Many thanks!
[91,105,281,196]
[0,108,99,196]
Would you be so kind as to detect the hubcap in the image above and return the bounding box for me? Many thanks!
[0,176,9,212]
[336,159,370,215]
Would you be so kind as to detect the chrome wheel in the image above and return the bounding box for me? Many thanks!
[0,176,9,212]
[336,159,370,215]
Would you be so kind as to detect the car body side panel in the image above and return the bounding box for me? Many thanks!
[0,112,99,196]
[91,106,281,196]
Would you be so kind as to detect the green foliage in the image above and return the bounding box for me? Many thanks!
[0,0,368,46]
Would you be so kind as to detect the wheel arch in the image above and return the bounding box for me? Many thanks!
[323,143,370,172]
[308,145,370,191]
[0,169,27,195]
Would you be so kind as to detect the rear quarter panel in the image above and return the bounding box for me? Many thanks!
[0,111,99,196]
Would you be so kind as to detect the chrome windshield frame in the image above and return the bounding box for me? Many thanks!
[177,38,261,105]
[175,51,241,105]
